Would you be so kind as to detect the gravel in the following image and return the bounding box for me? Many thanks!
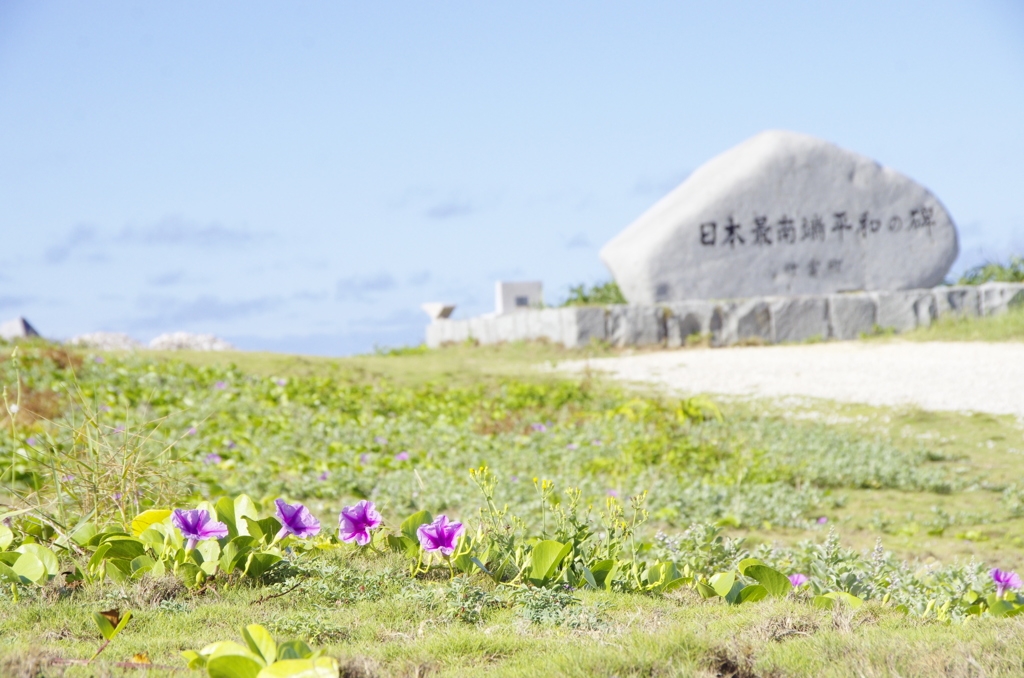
[559,340,1024,417]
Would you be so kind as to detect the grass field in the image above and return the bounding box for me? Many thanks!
[1,335,1023,677]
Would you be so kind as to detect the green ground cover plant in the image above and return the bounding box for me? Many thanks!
[1,342,1023,676]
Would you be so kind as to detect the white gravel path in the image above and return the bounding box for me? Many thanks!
[559,341,1024,417]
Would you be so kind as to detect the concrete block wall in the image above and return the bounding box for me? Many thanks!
[424,282,1024,349]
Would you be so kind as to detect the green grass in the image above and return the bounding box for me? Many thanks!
[5,569,1024,677]
[3,340,1024,676]
[872,304,1024,342]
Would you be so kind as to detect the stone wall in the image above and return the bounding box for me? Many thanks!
[425,282,1024,349]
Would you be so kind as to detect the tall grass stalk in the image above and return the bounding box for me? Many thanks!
[1,347,190,542]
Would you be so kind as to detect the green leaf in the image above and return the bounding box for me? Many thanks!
[0,524,13,551]
[276,640,313,661]
[588,559,616,588]
[102,536,147,560]
[645,561,686,593]
[221,537,256,573]
[176,562,204,588]
[87,542,112,573]
[196,540,222,575]
[737,558,765,575]
[737,584,768,604]
[105,558,132,584]
[724,581,745,605]
[528,540,572,583]
[243,517,265,542]
[987,593,1015,617]
[257,658,339,678]
[207,652,265,678]
[812,595,836,610]
[131,510,172,537]
[744,565,792,598]
[825,591,863,609]
[15,544,59,577]
[111,610,132,638]
[0,561,20,584]
[255,518,282,544]
[181,650,207,670]
[234,495,260,535]
[242,624,277,664]
[70,522,97,547]
[400,510,433,543]
[216,497,240,540]
[695,581,719,599]
[130,556,156,578]
[244,552,282,579]
[11,552,45,584]
[710,572,735,598]
[93,611,116,640]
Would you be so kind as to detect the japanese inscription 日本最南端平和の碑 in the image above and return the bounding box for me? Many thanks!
[698,208,936,248]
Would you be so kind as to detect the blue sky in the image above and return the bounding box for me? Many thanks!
[1,1,1022,355]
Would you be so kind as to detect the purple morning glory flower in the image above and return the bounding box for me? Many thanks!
[99,405,111,412]
[226,440,236,449]
[359,454,369,465]
[275,378,287,386]
[187,427,198,436]
[113,492,123,501]
[566,443,579,450]
[991,568,1022,597]
[788,573,809,587]
[417,515,465,557]
[338,500,382,546]
[26,437,36,446]
[215,381,227,389]
[94,356,105,364]
[510,475,519,482]
[394,451,409,462]
[113,426,125,434]
[172,508,229,551]
[318,470,330,481]
[591,439,603,446]
[530,423,547,433]
[374,436,388,445]
[817,517,828,524]
[61,474,75,483]
[204,452,222,465]
[606,489,619,498]
[274,499,321,540]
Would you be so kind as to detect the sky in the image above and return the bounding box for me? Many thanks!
[1,1,1022,355]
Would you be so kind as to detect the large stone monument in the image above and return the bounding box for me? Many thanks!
[600,130,959,303]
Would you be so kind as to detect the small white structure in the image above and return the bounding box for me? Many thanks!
[495,281,543,315]
[0,317,40,340]
[421,303,456,322]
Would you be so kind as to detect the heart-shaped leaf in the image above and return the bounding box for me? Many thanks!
[710,572,735,598]
[131,510,172,537]
[242,624,277,664]
[737,584,768,604]
[528,540,572,583]
[11,552,45,584]
[16,544,59,577]
[744,565,792,598]
[0,524,13,551]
